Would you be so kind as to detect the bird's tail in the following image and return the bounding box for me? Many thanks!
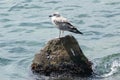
[69,27,83,34]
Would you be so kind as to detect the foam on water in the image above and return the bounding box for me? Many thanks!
[93,53,120,79]
[103,60,120,77]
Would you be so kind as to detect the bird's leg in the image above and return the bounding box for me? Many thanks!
[59,30,61,38]
[62,31,64,37]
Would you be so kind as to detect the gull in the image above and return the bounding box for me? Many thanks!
[49,12,83,37]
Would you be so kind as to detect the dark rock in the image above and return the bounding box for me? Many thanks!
[31,35,93,77]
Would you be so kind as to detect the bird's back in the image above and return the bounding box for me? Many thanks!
[52,16,72,30]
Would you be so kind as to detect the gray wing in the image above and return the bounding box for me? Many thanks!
[54,21,83,34]
[54,19,74,30]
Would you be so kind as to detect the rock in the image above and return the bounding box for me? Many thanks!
[31,35,93,77]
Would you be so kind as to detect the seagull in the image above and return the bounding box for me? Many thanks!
[49,12,83,37]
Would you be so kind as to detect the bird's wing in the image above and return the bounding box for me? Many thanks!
[53,17,83,34]
[53,17,75,29]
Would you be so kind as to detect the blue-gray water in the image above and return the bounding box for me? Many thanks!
[0,0,120,80]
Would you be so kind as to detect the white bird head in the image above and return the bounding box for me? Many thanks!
[49,12,61,17]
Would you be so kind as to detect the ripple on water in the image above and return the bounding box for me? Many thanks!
[74,20,85,25]
[92,0,101,3]
[25,30,34,33]
[25,14,39,18]
[19,22,41,27]
[70,5,81,8]
[8,4,24,12]
[44,1,61,4]
[0,41,18,48]
[8,28,26,33]
[23,0,32,2]
[105,2,120,5]
[0,19,11,22]
[85,31,102,36]
[0,42,7,47]
[99,10,114,13]
[103,34,115,38]
[103,13,120,18]
[77,14,90,18]
[54,6,62,10]
[0,13,9,16]
[0,57,14,66]
[8,47,28,53]
[17,57,31,68]
[0,34,4,37]
[0,40,43,48]
[64,5,82,8]
[8,2,41,11]
[88,25,105,28]
[3,24,13,28]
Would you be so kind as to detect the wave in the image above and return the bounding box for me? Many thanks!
[93,53,120,78]
[0,57,14,66]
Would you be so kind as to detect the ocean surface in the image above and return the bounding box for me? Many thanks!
[0,0,120,80]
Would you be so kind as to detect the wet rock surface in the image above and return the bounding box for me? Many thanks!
[31,35,93,77]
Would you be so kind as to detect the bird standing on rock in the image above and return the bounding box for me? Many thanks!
[49,12,83,37]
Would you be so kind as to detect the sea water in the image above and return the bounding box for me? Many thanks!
[0,0,120,80]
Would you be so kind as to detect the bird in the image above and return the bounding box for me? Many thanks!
[49,12,83,37]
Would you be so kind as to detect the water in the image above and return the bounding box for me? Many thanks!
[0,0,120,80]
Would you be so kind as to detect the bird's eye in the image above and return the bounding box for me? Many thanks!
[53,14,56,16]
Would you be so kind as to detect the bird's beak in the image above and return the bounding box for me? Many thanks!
[49,15,52,17]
